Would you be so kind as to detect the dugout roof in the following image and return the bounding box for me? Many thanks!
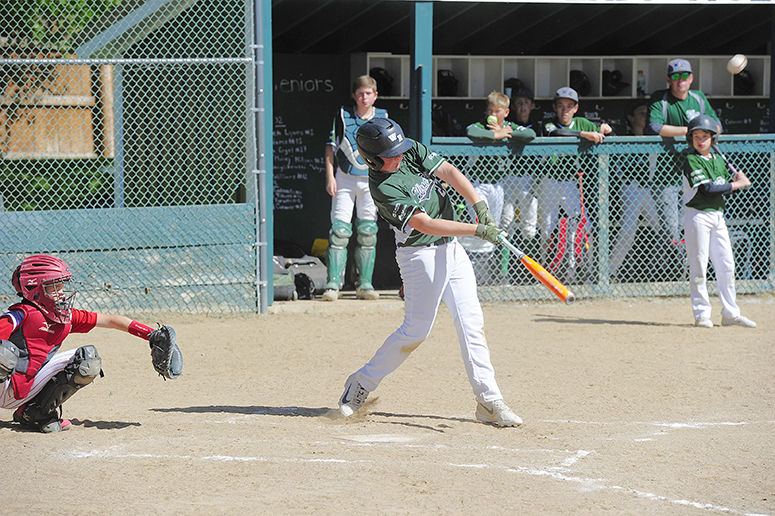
[272,1,772,56]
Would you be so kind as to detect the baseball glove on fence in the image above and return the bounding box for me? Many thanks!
[149,325,183,380]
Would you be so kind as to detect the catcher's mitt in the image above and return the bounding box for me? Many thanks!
[149,325,183,380]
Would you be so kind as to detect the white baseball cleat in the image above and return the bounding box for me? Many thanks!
[476,399,523,427]
[721,315,756,328]
[338,373,370,417]
[322,289,339,302]
[355,287,379,300]
[694,318,714,328]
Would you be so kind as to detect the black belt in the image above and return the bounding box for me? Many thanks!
[398,236,452,248]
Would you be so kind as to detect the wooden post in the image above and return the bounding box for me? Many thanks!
[99,65,115,158]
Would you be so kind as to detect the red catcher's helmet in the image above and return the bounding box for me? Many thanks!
[14,255,76,324]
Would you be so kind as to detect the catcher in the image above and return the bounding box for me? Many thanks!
[0,255,183,433]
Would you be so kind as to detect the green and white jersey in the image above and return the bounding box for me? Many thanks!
[368,140,454,247]
[648,89,719,132]
[682,152,729,211]
[466,119,536,144]
[542,116,600,136]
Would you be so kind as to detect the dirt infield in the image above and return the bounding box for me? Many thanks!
[3,293,774,515]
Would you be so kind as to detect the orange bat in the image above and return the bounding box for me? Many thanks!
[499,236,576,304]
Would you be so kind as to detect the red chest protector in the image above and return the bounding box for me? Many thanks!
[8,302,72,399]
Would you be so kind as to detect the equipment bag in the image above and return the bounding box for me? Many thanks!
[283,255,328,299]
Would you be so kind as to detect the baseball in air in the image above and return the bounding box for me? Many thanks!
[727,54,748,75]
[486,115,498,126]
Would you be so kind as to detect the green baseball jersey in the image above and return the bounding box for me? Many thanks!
[683,152,729,211]
[648,89,719,131]
[466,119,536,144]
[368,140,454,247]
[542,116,600,136]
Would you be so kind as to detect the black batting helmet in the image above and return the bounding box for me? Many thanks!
[356,118,413,170]
[686,114,720,145]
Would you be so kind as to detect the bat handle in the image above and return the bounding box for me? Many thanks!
[713,144,739,175]
[498,234,525,259]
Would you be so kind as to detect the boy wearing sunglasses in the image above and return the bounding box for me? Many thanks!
[648,59,720,137]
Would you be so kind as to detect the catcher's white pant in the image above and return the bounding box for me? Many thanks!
[683,207,740,321]
[0,348,77,409]
[354,239,503,404]
[330,171,377,223]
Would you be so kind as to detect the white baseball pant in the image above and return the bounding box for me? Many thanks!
[683,207,740,321]
[354,239,503,404]
[500,174,538,239]
[0,348,77,409]
[330,171,377,223]
[609,183,685,277]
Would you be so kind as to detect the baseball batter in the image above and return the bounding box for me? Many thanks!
[682,116,756,328]
[336,117,522,427]
[0,255,181,433]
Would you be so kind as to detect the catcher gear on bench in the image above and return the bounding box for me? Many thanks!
[15,345,102,429]
[13,255,76,324]
[0,339,20,382]
[149,325,183,380]
[686,114,720,145]
[355,117,413,170]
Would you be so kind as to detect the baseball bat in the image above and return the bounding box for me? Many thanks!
[498,235,576,305]
[711,143,739,175]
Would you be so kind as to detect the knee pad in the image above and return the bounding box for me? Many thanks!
[21,346,103,423]
[0,340,20,380]
[329,220,352,248]
[67,345,103,386]
[355,219,378,248]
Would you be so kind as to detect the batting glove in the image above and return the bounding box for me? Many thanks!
[473,200,496,227]
[475,224,507,245]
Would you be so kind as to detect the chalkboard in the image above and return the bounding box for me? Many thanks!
[272,54,350,251]
[272,54,402,289]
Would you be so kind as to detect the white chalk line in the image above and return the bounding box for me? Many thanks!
[447,461,769,516]
[68,447,369,465]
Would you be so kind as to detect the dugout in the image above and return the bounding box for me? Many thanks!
[268,1,775,293]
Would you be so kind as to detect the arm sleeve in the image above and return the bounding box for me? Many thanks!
[647,99,665,135]
[547,125,581,137]
[70,308,98,333]
[326,108,340,148]
[466,122,495,141]
[698,182,733,196]
[509,124,536,144]
[0,315,16,340]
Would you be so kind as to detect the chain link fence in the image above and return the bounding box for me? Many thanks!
[1,2,773,312]
[434,136,775,302]
[0,0,259,314]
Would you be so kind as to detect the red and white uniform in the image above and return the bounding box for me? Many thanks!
[0,302,97,409]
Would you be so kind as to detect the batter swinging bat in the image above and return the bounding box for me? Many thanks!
[498,235,576,304]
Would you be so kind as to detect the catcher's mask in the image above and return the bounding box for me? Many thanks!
[13,255,76,324]
[356,117,413,170]
[686,114,720,146]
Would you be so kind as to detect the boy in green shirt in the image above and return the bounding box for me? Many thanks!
[464,91,537,283]
[682,115,755,328]
[538,87,610,279]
